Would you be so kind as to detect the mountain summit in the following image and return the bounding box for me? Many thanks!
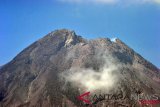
[0,29,160,107]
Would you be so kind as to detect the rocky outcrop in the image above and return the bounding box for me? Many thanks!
[0,29,159,107]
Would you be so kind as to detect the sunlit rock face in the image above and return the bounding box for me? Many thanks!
[0,29,159,107]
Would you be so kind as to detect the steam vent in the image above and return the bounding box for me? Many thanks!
[0,29,160,107]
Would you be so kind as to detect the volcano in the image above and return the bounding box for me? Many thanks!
[0,29,160,107]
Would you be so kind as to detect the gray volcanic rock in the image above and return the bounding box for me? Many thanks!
[0,29,160,107]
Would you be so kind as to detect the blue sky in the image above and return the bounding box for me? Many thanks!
[0,0,160,67]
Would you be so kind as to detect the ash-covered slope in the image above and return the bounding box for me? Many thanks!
[0,29,160,107]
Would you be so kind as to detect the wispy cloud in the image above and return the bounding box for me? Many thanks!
[59,0,160,5]
[59,0,117,4]
[154,0,160,4]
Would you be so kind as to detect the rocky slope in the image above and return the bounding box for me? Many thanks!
[0,29,160,107]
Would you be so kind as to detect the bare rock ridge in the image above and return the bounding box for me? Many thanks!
[0,29,160,107]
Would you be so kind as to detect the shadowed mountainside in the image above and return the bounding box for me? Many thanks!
[0,29,160,107]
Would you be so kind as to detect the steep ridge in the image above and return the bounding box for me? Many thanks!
[0,29,159,107]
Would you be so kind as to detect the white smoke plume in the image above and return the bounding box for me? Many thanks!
[60,49,122,92]
[111,37,117,42]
